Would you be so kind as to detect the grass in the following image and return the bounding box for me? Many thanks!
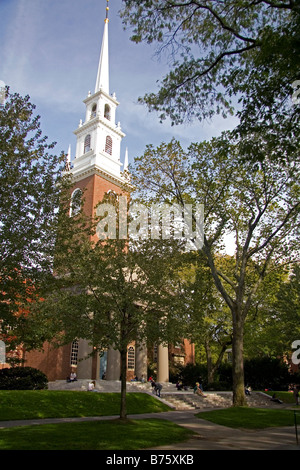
[197,407,297,429]
[0,390,171,421]
[0,390,194,450]
[0,418,194,450]
[0,390,298,449]
[263,390,298,404]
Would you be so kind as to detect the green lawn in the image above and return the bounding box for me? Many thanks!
[0,390,170,421]
[197,407,297,429]
[0,418,194,450]
[0,390,194,450]
[263,391,298,404]
[0,391,298,450]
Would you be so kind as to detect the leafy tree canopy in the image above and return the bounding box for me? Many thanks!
[0,89,69,335]
[121,0,300,162]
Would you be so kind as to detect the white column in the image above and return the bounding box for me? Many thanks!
[135,341,147,381]
[76,339,93,379]
[157,343,169,383]
[106,347,121,380]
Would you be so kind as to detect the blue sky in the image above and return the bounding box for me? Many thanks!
[0,0,238,167]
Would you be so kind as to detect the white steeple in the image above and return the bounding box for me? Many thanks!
[72,0,128,185]
[95,2,109,94]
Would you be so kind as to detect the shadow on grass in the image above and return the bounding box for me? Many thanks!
[0,418,194,450]
[196,407,296,429]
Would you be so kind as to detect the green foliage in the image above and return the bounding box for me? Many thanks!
[244,263,300,358]
[171,362,209,388]
[244,357,297,391]
[131,134,299,405]
[0,89,71,347]
[121,0,300,163]
[217,357,300,391]
[38,190,190,418]
[0,367,48,390]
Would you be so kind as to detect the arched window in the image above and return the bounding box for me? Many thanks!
[70,340,79,366]
[84,134,91,153]
[105,135,112,155]
[104,104,111,120]
[70,188,82,217]
[127,346,135,370]
[91,104,97,118]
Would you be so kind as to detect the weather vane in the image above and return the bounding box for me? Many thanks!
[105,0,109,23]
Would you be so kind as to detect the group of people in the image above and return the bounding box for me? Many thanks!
[66,369,300,407]
[131,375,146,383]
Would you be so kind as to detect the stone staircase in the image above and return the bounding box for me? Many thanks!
[48,380,279,410]
[161,392,232,410]
[160,391,281,410]
[48,379,153,393]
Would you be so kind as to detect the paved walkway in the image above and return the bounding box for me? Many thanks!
[0,409,299,450]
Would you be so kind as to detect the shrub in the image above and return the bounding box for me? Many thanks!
[244,357,293,391]
[0,367,48,390]
[172,363,208,388]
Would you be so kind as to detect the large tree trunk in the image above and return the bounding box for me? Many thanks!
[232,313,247,406]
[205,339,214,384]
[120,348,128,420]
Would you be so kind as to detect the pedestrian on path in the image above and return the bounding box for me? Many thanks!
[154,382,163,397]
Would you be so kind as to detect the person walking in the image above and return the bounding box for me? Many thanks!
[155,382,163,397]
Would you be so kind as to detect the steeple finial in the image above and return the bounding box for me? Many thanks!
[95,1,110,94]
[105,0,109,23]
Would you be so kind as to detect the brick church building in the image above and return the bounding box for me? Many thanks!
[23,2,195,383]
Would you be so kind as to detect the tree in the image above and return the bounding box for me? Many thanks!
[0,89,68,340]
[131,135,299,405]
[35,194,187,419]
[244,263,300,360]
[121,0,300,163]
[180,253,232,384]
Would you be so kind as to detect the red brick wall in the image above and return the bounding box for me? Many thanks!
[73,174,129,220]
[183,339,195,365]
[25,342,72,381]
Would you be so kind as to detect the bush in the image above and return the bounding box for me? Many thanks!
[171,363,208,388]
[244,357,294,391]
[0,367,48,390]
[206,381,232,391]
[216,363,233,389]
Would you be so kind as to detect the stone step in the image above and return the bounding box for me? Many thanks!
[161,392,232,410]
[160,391,278,410]
[48,381,282,410]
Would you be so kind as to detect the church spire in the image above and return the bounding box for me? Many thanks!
[95,0,110,94]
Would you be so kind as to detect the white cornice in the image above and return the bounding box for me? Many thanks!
[73,116,125,138]
[84,89,119,107]
[70,164,133,191]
